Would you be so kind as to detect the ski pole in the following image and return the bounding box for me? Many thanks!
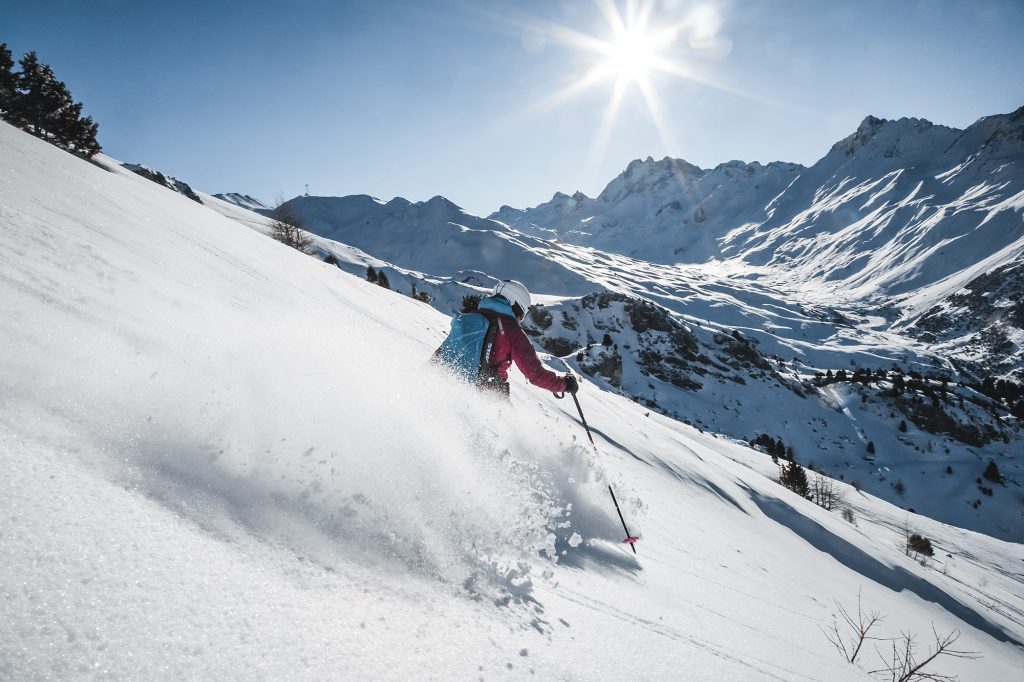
[570,392,597,449]
[568,389,638,555]
[608,485,638,555]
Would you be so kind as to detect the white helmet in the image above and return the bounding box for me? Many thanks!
[493,279,531,319]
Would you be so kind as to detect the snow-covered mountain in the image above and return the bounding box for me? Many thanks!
[493,157,804,263]
[492,109,1024,311]
[487,107,1024,378]
[280,193,597,297]
[4,119,1024,681]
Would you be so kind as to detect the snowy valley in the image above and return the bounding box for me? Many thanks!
[2,104,1024,682]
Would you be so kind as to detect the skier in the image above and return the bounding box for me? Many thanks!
[434,280,579,399]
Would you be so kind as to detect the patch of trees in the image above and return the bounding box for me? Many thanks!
[409,282,430,304]
[814,366,888,387]
[750,433,792,461]
[0,44,101,156]
[366,266,390,289]
[814,364,1014,446]
[973,376,1024,418]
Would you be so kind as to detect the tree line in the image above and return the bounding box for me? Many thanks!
[0,43,101,156]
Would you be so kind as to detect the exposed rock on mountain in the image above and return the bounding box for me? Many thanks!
[522,292,791,401]
[123,163,203,204]
[911,258,1024,380]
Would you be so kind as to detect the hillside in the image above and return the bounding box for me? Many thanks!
[3,123,1024,679]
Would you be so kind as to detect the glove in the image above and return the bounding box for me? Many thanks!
[563,374,579,395]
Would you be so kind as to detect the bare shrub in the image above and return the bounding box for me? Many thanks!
[842,507,856,525]
[810,473,844,511]
[269,203,313,253]
[823,593,981,681]
[820,589,884,664]
[868,626,979,681]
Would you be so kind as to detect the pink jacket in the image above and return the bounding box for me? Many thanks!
[479,308,567,394]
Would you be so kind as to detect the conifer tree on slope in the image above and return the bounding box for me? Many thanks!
[5,50,101,156]
[0,43,17,117]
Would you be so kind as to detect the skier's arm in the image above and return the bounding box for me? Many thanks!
[507,324,567,394]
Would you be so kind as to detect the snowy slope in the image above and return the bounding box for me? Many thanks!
[268,207,1023,542]
[3,124,1024,680]
[199,153,1023,539]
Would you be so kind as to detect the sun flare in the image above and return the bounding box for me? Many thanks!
[604,27,657,81]
[514,1,748,164]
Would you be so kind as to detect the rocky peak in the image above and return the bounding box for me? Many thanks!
[599,156,705,203]
[827,115,952,160]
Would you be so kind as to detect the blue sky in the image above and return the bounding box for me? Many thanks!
[5,0,1023,215]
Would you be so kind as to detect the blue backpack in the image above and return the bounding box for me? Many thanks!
[437,312,498,382]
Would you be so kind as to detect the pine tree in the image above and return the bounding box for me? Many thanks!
[65,105,101,155]
[0,43,17,117]
[866,441,875,454]
[14,52,66,136]
[376,270,390,289]
[898,419,908,433]
[779,459,810,498]
[366,266,378,283]
[982,460,1002,484]
[6,50,101,156]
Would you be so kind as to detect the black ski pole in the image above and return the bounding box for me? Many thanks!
[568,391,638,555]
[608,485,637,555]
[570,392,597,448]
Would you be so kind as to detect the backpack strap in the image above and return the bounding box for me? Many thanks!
[479,314,501,379]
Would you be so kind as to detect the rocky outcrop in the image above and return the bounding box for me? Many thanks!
[911,259,1024,380]
[125,164,203,204]
[522,291,784,399]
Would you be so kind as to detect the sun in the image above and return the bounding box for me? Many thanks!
[603,26,657,82]
[514,1,746,163]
